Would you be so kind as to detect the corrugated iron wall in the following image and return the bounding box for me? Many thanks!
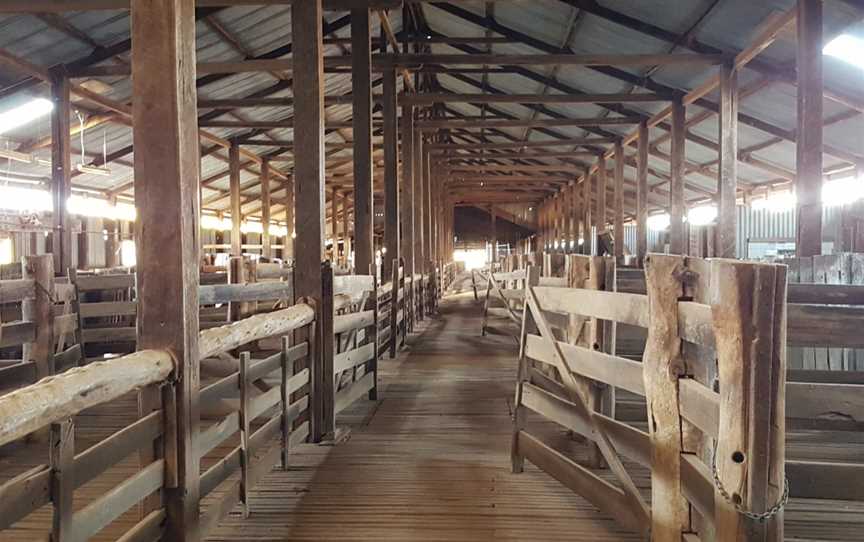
[619,205,846,260]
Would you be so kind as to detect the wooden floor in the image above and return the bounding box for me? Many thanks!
[207,290,641,542]
[2,279,862,541]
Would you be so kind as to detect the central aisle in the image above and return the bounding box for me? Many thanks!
[208,291,638,542]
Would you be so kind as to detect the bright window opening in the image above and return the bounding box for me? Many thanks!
[453,248,487,271]
[0,98,54,136]
[0,238,13,265]
[120,239,136,267]
[824,34,864,70]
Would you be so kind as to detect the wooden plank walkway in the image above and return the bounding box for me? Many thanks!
[207,292,640,541]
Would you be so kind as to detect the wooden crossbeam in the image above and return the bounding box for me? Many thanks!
[428,138,615,150]
[0,0,401,11]
[403,93,670,104]
[387,53,726,66]
[418,116,642,129]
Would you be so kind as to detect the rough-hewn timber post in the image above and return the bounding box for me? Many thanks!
[131,0,201,538]
[594,156,607,256]
[643,254,688,540]
[711,260,786,542]
[261,159,272,259]
[352,7,374,274]
[229,141,243,256]
[401,104,415,331]
[284,176,294,261]
[340,190,351,269]
[383,68,399,280]
[23,255,55,382]
[636,121,649,265]
[796,0,823,257]
[717,62,738,259]
[293,0,327,442]
[669,98,686,255]
[413,121,425,322]
[50,70,72,275]
[613,140,625,262]
[582,171,592,255]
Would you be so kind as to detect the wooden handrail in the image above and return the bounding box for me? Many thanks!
[0,302,316,447]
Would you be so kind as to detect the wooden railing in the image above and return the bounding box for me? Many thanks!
[0,255,83,395]
[0,299,315,540]
[514,255,788,540]
[332,272,379,418]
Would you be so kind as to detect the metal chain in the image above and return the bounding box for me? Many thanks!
[710,445,789,522]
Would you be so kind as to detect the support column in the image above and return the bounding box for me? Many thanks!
[424,147,433,272]
[796,0,823,257]
[330,190,339,264]
[293,0,330,441]
[594,157,607,256]
[351,8,374,273]
[382,68,399,279]
[284,176,294,260]
[669,99,686,255]
[582,171,592,255]
[413,122,424,280]
[490,206,497,264]
[261,159,272,259]
[636,121,649,264]
[50,71,72,276]
[717,62,738,258]
[229,141,242,256]
[613,140,625,262]
[340,191,351,269]
[400,103,415,284]
[131,0,200,537]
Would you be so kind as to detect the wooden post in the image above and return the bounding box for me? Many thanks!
[50,70,72,276]
[341,190,351,269]
[594,157,607,256]
[717,62,738,259]
[131,0,201,537]
[279,336,293,469]
[50,419,74,540]
[330,190,339,263]
[490,206,497,265]
[23,254,55,382]
[229,141,243,256]
[636,121,649,265]
[105,218,119,268]
[293,0,326,442]
[261,159,272,259]
[352,7,374,274]
[711,260,786,541]
[511,265,540,474]
[238,351,251,518]
[284,176,294,261]
[582,171,592,255]
[670,99,686,255]
[642,254,688,540]
[796,0,823,257]
[390,259,399,358]
[383,68,399,280]
[613,140,625,262]
[228,256,246,322]
[414,126,424,321]
[320,261,335,437]
[401,103,415,295]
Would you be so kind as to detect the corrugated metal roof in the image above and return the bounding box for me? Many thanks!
[0,1,861,218]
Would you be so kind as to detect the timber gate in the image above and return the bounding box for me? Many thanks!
[513,254,788,540]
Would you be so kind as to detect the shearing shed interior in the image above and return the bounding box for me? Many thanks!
[0,1,862,540]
